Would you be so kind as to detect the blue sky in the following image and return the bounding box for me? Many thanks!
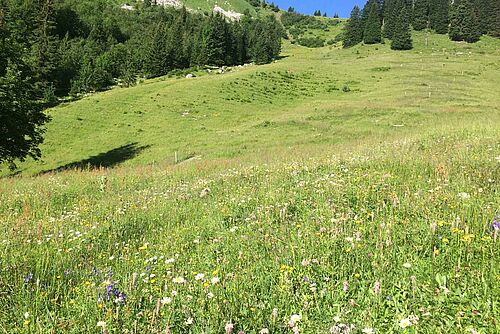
[271,1,363,18]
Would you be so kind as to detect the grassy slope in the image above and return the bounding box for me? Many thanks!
[0,32,499,333]
[13,31,500,175]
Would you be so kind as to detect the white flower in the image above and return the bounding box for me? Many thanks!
[399,318,412,328]
[195,273,205,281]
[362,327,374,334]
[333,316,341,323]
[403,262,412,269]
[184,317,193,325]
[210,277,220,284]
[160,297,172,305]
[259,329,270,334]
[289,314,301,325]
[109,256,115,261]
[495,156,500,162]
[172,276,185,284]
[24,312,29,319]
[458,192,470,200]
[207,292,214,299]
[96,321,106,328]
[171,290,177,296]
[165,258,175,264]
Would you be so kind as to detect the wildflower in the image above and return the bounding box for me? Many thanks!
[207,292,214,299]
[109,256,114,261]
[442,237,449,244]
[260,329,270,334]
[373,281,380,295]
[165,258,175,264]
[210,277,220,285]
[97,321,106,328]
[160,297,172,305]
[184,318,193,325]
[458,192,470,200]
[488,216,500,242]
[301,259,311,267]
[399,318,411,329]
[24,273,33,284]
[333,316,341,323]
[288,314,301,327]
[343,281,349,292]
[292,327,300,334]
[195,273,205,281]
[403,262,411,269]
[362,328,374,334]
[225,321,234,334]
[272,308,278,319]
[172,277,185,284]
[24,312,29,319]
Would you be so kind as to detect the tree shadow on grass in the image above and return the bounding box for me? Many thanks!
[39,142,150,174]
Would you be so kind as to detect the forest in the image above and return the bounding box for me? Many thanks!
[343,0,500,50]
[0,0,283,167]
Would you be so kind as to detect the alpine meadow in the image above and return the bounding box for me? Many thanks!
[0,0,499,333]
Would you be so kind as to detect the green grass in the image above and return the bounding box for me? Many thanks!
[1,32,499,333]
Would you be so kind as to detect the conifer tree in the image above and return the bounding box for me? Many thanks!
[343,5,363,48]
[391,6,413,50]
[449,0,482,43]
[412,0,429,30]
[383,0,403,39]
[364,0,382,44]
[429,0,449,34]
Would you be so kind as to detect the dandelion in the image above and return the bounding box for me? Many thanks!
[399,318,411,329]
[172,277,185,284]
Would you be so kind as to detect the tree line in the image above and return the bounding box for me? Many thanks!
[0,0,283,168]
[343,0,500,50]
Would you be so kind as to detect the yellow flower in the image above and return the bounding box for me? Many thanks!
[441,238,449,244]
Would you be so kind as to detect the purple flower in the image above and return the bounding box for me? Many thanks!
[24,273,33,283]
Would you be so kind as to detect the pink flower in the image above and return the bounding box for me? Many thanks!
[225,322,234,334]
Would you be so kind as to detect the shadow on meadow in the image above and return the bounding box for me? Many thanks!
[39,142,150,174]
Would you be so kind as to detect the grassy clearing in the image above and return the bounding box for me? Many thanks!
[0,31,499,333]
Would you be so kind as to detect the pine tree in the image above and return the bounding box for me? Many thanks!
[364,0,382,44]
[412,0,429,30]
[343,5,363,48]
[391,6,413,50]
[429,0,449,34]
[449,0,482,43]
[383,0,403,39]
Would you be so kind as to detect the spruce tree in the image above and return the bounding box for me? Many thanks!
[343,5,363,48]
[364,0,382,44]
[429,0,449,34]
[449,0,482,43]
[383,0,403,39]
[412,0,429,30]
[391,6,413,50]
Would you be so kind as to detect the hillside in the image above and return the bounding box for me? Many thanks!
[12,31,500,175]
[1,22,500,334]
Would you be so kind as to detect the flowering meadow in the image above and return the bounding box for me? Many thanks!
[1,128,498,333]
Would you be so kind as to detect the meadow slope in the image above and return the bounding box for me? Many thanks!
[0,32,499,333]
